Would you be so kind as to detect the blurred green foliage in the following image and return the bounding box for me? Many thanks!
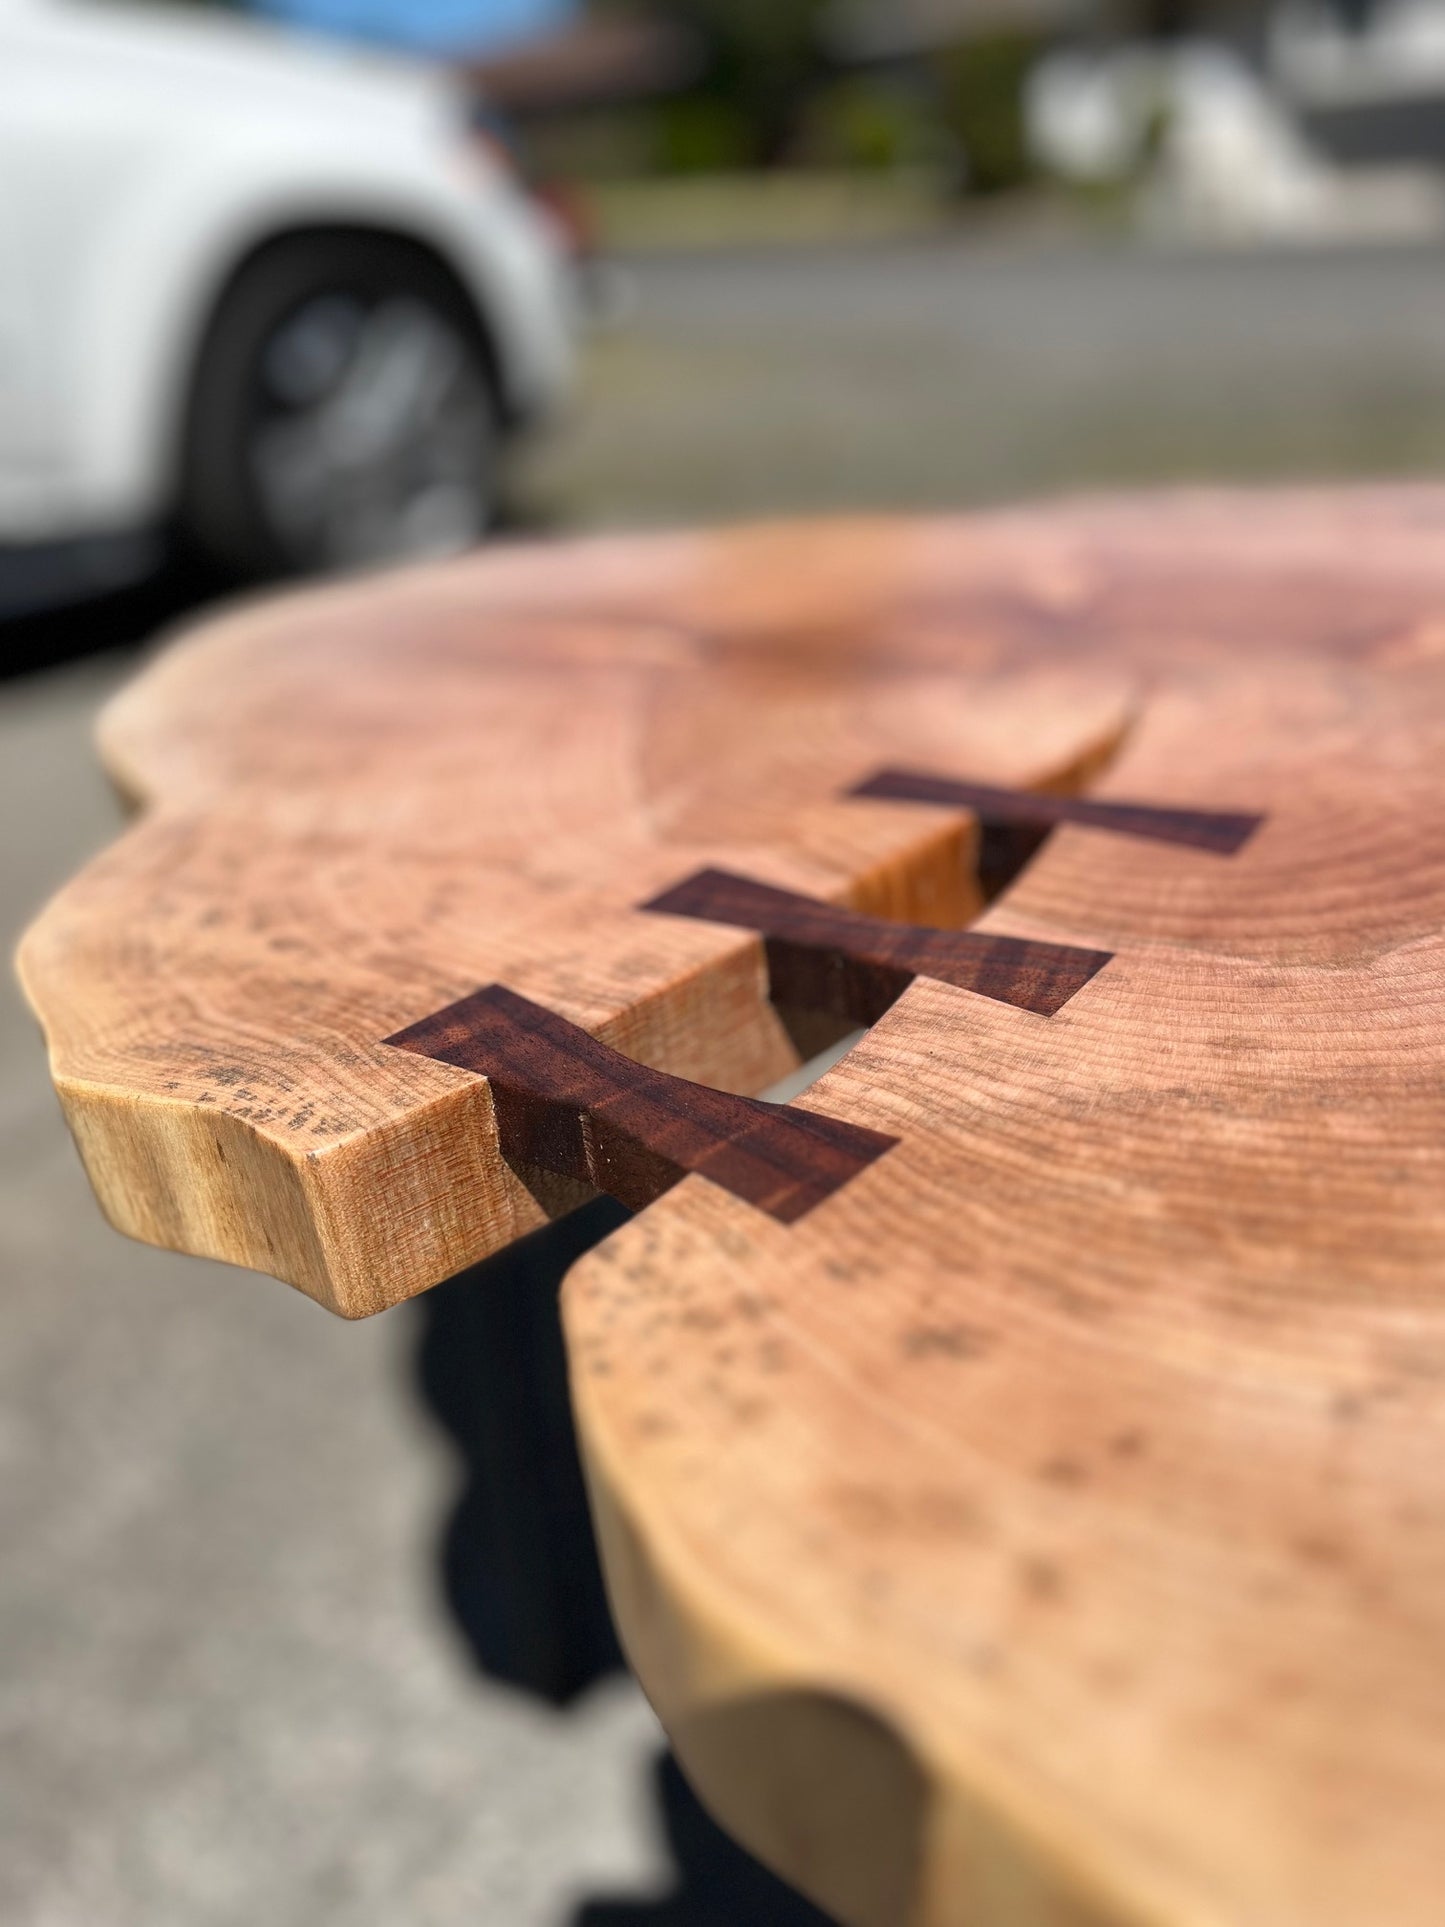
[651,95,756,172]
[936,31,1038,195]
[546,1,1052,196]
[646,6,1042,194]
[658,0,830,167]
[798,75,944,173]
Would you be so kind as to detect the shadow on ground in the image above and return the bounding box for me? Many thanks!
[0,553,217,681]
[0,492,557,684]
[577,1752,833,1927]
[414,1201,833,1926]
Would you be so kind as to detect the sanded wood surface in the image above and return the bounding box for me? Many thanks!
[19,488,1445,1925]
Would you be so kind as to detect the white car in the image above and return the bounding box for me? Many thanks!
[0,0,577,598]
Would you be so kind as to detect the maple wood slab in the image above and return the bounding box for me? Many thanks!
[19,489,1445,1927]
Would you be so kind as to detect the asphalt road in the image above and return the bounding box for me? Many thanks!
[8,231,1445,1926]
[523,233,1445,525]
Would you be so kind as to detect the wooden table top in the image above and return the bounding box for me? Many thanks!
[19,488,1445,1926]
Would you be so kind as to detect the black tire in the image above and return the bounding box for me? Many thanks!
[178,232,502,582]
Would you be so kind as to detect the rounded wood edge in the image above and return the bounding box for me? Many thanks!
[569,1323,1173,1927]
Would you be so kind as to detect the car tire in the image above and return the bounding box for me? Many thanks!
[178,233,502,581]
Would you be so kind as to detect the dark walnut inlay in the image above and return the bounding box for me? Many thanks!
[849,769,1264,855]
[385,983,897,1223]
[643,868,1111,1028]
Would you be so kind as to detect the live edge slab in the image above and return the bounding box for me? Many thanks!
[19,490,1445,1927]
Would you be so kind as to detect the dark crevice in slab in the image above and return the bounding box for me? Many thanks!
[386,983,895,1223]
[975,820,1055,901]
[644,868,1111,1029]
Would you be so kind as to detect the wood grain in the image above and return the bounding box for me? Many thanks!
[20,487,1445,1926]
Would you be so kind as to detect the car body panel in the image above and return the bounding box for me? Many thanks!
[0,0,575,541]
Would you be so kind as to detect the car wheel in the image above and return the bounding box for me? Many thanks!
[179,234,502,581]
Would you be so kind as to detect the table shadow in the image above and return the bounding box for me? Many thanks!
[413,1199,836,1924]
[577,1751,833,1927]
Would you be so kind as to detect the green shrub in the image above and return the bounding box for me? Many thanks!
[797,76,942,172]
[650,96,756,174]
[936,30,1042,195]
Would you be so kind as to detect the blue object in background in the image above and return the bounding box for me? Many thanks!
[250,0,579,58]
